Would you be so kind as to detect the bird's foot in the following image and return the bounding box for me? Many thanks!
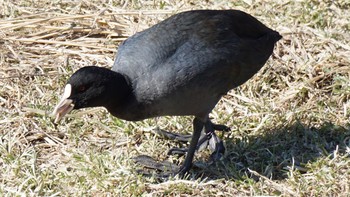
[152,122,229,162]
[167,147,188,156]
[133,155,179,172]
[133,155,191,179]
[166,134,225,162]
[212,123,231,132]
[151,122,230,143]
[209,140,225,162]
[151,128,192,142]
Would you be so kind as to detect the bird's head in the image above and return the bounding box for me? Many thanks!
[52,66,130,123]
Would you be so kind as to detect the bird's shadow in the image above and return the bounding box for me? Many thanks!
[191,121,350,181]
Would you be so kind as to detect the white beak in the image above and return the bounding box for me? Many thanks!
[52,84,74,123]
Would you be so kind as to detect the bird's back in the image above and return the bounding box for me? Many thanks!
[112,10,281,119]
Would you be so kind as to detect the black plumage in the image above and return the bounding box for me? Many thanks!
[52,9,281,177]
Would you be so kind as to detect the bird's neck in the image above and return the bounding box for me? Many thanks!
[103,71,134,112]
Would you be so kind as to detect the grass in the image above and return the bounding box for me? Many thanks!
[1,0,349,196]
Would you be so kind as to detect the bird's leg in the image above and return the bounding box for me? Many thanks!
[166,120,228,161]
[134,119,228,177]
[133,117,204,178]
[152,128,192,142]
[195,120,226,162]
[175,117,204,176]
[205,121,226,162]
[212,123,231,132]
[152,121,230,143]
[167,126,212,156]
[164,118,226,176]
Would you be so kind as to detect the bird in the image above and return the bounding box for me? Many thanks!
[52,9,282,177]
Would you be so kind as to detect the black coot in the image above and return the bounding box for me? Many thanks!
[52,10,282,177]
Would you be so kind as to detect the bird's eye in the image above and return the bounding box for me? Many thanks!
[77,85,87,93]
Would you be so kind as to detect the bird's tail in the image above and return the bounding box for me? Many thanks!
[269,30,282,43]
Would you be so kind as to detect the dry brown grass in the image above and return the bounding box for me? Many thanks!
[1,0,349,196]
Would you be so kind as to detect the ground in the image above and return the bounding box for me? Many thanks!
[0,0,349,196]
